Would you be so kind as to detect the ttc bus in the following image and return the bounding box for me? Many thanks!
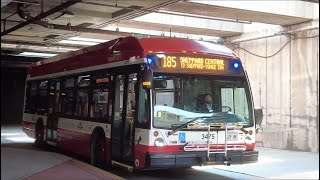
[22,36,263,171]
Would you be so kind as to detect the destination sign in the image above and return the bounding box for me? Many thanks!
[160,55,226,72]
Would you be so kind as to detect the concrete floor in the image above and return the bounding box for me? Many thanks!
[1,125,319,180]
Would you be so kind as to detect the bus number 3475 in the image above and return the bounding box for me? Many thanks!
[201,133,215,139]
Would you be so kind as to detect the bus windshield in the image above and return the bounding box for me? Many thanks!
[153,74,253,129]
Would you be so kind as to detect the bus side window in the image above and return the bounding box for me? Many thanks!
[91,88,109,121]
[30,81,38,113]
[61,78,75,117]
[90,72,110,123]
[76,75,90,119]
[37,80,48,114]
[76,90,89,118]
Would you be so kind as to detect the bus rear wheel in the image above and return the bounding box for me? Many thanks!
[90,133,106,168]
[35,123,44,147]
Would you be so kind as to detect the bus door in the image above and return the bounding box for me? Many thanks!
[47,80,60,143]
[111,73,137,164]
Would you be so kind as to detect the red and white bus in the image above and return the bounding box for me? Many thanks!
[22,36,263,171]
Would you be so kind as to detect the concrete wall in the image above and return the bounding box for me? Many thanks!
[226,20,319,152]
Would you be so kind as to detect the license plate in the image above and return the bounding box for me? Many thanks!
[226,131,238,141]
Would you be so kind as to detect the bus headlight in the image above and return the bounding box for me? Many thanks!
[154,138,164,148]
[244,136,253,145]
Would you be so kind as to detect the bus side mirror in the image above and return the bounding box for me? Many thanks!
[254,107,263,126]
[142,68,153,89]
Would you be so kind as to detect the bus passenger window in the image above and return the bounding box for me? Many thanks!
[64,78,75,88]
[37,80,48,114]
[91,89,108,120]
[62,89,74,116]
[75,74,90,119]
[78,75,90,87]
[76,90,89,118]
[61,78,75,116]
[127,73,137,119]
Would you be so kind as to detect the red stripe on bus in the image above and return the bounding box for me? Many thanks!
[57,128,111,162]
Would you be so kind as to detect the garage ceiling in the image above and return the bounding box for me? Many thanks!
[0,0,318,65]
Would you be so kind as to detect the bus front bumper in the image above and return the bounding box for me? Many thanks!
[145,150,258,169]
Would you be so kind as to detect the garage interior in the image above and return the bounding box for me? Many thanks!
[1,1,319,179]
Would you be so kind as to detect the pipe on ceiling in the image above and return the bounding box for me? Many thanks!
[44,0,181,44]
[14,6,160,38]
[1,0,81,36]
[11,0,39,5]
[46,23,159,38]
[2,18,158,39]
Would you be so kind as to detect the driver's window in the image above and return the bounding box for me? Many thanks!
[221,88,234,113]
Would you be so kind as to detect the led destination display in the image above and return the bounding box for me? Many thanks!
[159,55,227,73]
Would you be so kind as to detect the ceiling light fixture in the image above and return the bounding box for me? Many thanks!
[68,37,109,43]
[17,52,58,58]
[58,40,99,46]
[157,10,252,24]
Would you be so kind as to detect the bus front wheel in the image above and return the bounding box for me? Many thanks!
[90,133,106,168]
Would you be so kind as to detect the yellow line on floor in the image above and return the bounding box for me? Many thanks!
[71,159,125,180]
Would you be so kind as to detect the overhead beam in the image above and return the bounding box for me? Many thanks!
[11,0,40,5]
[1,0,81,36]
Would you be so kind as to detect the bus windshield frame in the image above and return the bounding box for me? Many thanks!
[152,73,254,130]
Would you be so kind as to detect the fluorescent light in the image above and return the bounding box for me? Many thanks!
[2,43,79,53]
[22,46,79,53]
[58,40,99,46]
[1,133,21,136]
[155,10,249,23]
[6,137,35,143]
[244,22,281,32]
[68,37,109,43]
[17,52,58,58]
[1,43,17,48]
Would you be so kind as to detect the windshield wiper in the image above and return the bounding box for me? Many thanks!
[167,116,211,136]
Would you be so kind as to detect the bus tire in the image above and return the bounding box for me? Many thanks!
[90,132,106,168]
[35,122,44,147]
